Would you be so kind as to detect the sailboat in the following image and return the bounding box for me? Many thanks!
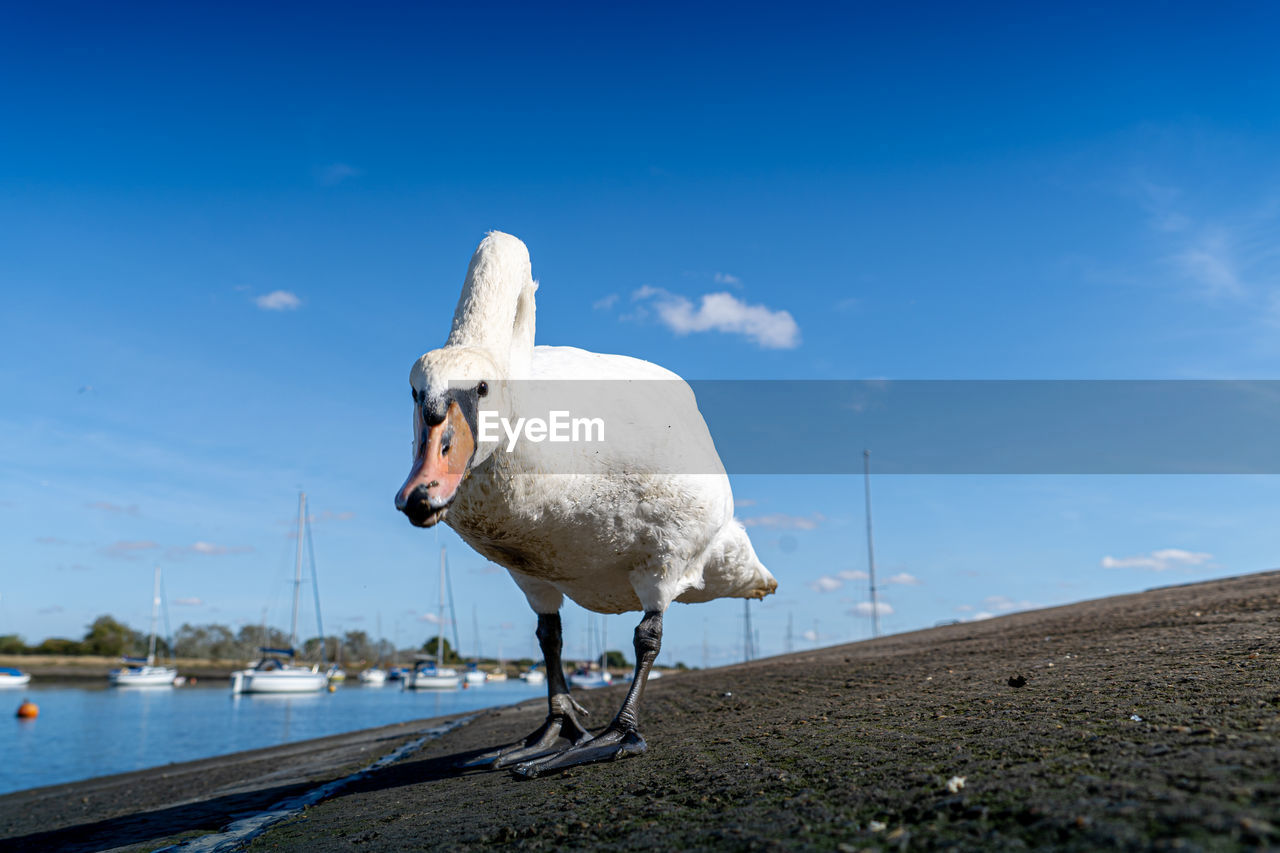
[359,614,388,685]
[0,668,31,688]
[463,605,486,686]
[109,565,179,687]
[230,492,329,694]
[404,546,460,690]
[569,615,613,689]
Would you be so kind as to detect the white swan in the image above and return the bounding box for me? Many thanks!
[396,232,776,776]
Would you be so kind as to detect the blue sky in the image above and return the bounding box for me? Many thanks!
[3,2,1280,667]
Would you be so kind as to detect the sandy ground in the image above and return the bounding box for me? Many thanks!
[3,571,1278,852]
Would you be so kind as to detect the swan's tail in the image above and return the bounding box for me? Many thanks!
[678,520,777,604]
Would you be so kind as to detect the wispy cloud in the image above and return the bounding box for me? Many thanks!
[318,162,363,186]
[733,498,758,508]
[311,510,355,524]
[632,286,800,349]
[255,290,302,311]
[418,612,451,624]
[851,601,893,616]
[173,597,203,606]
[884,572,922,586]
[593,293,619,311]
[807,576,843,593]
[38,605,64,615]
[87,500,140,516]
[741,512,825,530]
[807,569,869,593]
[1173,229,1243,298]
[170,541,254,558]
[1101,547,1213,572]
[36,536,67,545]
[102,540,161,559]
[713,272,742,286]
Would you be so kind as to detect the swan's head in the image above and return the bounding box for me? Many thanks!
[396,346,508,527]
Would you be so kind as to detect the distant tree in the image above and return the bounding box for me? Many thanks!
[81,615,142,657]
[0,634,26,655]
[604,649,629,669]
[422,635,460,664]
[342,630,374,663]
[673,661,689,671]
[34,637,83,655]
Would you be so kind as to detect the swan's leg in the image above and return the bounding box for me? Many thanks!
[511,610,661,778]
[458,612,591,768]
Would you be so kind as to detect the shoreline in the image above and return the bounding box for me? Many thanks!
[4,570,1279,851]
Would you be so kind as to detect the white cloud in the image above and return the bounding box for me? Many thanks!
[86,501,140,516]
[884,572,921,586]
[1174,231,1243,298]
[174,541,253,557]
[593,293,619,311]
[173,597,203,606]
[713,272,741,286]
[102,540,160,559]
[632,286,800,349]
[255,290,302,311]
[318,162,362,186]
[801,629,818,642]
[733,498,758,508]
[851,601,894,616]
[838,569,869,581]
[741,512,825,530]
[418,612,451,624]
[807,576,843,593]
[1101,548,1213,572]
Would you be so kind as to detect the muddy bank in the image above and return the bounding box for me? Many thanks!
[0,655,240,681]
[4,571,1279,851]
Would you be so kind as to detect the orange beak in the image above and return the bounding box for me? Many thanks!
[395,400,476,527]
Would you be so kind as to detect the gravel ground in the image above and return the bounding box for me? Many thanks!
[5,571,1279,852]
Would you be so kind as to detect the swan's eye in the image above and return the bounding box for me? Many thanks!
[477,381,488,398]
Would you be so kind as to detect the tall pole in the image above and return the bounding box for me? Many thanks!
[785,610,794,655]
[863,450,880,638]
[291,491,306,652]
[437,546,446,667]
[148,564,161,665]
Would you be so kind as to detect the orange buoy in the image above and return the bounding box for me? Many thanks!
[327,683,336,693]
[16,699,38,719]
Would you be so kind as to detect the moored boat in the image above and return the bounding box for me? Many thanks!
[0,667,31,688]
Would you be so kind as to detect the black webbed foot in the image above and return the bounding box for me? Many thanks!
[509,726,647,778]
[457,695,591,769]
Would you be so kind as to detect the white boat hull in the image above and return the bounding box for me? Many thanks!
[231,667,328,694]
[110,666,178,687]
[358,669,387,686]
[403,670,460,690]
[569,672,613,689]
[463,670,487,686]
[0,673,32,688]
[521,670,546,685]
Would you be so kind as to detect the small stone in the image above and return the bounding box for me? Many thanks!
[1008,675,1027,688]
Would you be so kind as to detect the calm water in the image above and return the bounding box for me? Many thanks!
[0,679,547,796]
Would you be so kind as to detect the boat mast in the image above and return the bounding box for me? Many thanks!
[863,450,880,638]
[148,564,161,666]
[291,491,306,654]
[437,545,446,668]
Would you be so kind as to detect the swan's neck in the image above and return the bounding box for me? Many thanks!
[446,233,536,376]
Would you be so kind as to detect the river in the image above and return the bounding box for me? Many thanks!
[2,678,546,796]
